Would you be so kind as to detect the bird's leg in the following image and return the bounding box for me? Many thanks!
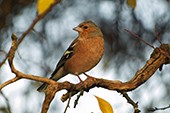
[83,72,93,78]
[77,75,83,83]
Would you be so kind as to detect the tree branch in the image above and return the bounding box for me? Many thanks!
[0,0,62,68]
[0,77,20,89]
[0,91,12,113]
[120,92,140,113]
[0,50,8,67]
[0,34,57,90]
[60,44,170,102]
[1,33,169,113]
[63,92,72,113]
[124,29,155,49]
[147,104,170,112]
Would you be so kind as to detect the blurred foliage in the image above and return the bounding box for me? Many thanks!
[127,0,136,8]
[0,0,170,113]
[0,0,33,29]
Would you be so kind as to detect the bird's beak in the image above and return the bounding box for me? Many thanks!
[73,26,82,32]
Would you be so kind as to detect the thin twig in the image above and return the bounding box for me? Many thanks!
[0,0,62,68]
[155,31,162,44]
[32,28,45,41]
[0,34,56,90]
[0,50,7,67]
[17,15,42,47]
[17,0,61,47]
[62,44,170,101]
[0,77,20,89]
[17,1,58,47]
[147,104,170,112]
[0,50,7,55]
[63,92,72,113]
[124,29,155,49]
[0,56,8,67]
[0,15,41,68]
[1,17,169,113]
[0,91,12,113]
[120,92,140,113]
[74,90,84,108]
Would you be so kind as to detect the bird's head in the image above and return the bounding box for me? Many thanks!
[73,20,103,38]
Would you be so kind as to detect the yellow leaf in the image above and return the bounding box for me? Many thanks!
[37,0,55,15]
[127,0,136,8]
[95,96,114,113]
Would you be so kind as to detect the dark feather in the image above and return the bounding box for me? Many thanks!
[37,39,77,92]
[51,38,77,77]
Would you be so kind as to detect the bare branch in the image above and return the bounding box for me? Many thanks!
[41,83,61,113]
[155,31,162,45]
[17,0,62,49]
[5,34,169,113]
[0,50,7,67]
[0,91,12,113]
[124,29,155,49]
[1,27,169,113]
[120,92,140,113]
[63,92,72,113]
[0,50,7,55]
[61,44,170,102]
[147,104,170,112]
[74,90,84,108]
[0,0,62,68]
[0,53,8,68]
[0,34,57,90]
[0,77,20,89]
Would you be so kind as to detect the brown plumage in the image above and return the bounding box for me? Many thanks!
[37,20,104,92]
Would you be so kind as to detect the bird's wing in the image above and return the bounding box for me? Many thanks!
[37,38,78,91]
[51,38,78,76]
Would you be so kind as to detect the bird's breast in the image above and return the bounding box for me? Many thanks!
[64,37,104,75]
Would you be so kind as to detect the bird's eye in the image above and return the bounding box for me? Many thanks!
[83,26,88,29]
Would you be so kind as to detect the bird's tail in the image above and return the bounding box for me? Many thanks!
[37,67,67,92]
[37,76,56,92]
[37,83,48,92]
[37,75,60,92]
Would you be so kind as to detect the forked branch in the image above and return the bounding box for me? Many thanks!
[0,34,169,113]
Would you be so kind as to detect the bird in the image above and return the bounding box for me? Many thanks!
[37,20,104,92]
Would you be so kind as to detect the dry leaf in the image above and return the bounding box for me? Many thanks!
[37,0,55,15]
[127,0,136,8]
[95,95,114,113]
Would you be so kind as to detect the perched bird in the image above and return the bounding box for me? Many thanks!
[37,20,104,92]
